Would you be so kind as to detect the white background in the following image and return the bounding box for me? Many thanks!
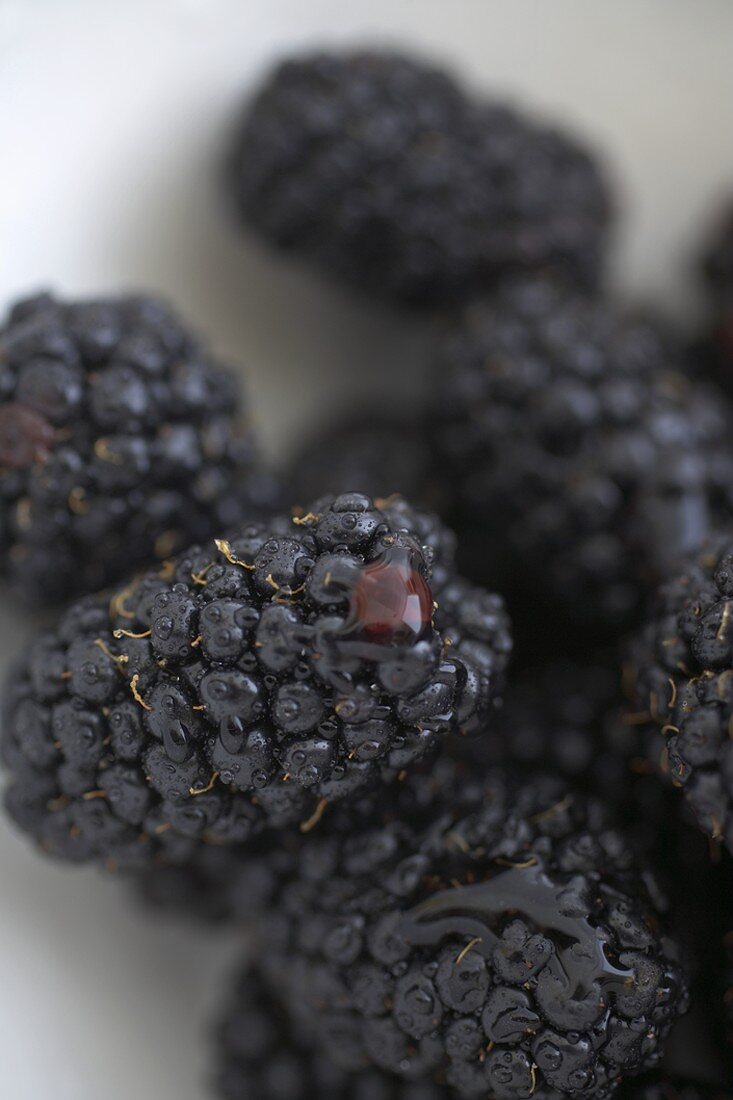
[1,1,733,1096]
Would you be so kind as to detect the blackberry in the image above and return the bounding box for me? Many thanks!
[1,492,511,870]
[0,291,277,606]
[251,765,689,1099]
[626,531,733,854]
[471,659,623,783]
[136,834,295,924]
[228,50,611,306]
[432,277,733,635]
[700,201,733,394]
[289,412,431,509]
[215,961,446,1100]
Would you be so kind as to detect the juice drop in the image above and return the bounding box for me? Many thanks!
[348,544,433,646]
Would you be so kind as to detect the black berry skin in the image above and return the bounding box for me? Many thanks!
[214,961,447,1100]
[249,765,689,1100]
[228,50,611,306]
[432,277,733,636]
[0,292,278,606]
[1,492,511,870]
[627,532,733,856]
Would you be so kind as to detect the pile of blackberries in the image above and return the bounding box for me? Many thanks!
[2,46,732,1100]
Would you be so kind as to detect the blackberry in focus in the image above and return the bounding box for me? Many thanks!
[626,531,733,855]
[0,292,277,605]
[432,277,733,635]
[228,50,611,306]
[250,766,689,1099]
[215,961,446,1100]
[1,492,511,870]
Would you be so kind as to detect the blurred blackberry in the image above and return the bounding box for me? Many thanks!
[252,765,689,1099]
[469,659,623,784]
[290,412,431,508]
[215,960,446,1100]
[228,50,611,306]
[432,277,733,637]
[1,492,511,870]
[457,658,676,864]
[0,291,277,606]
[699,202,733,394]
[136,841,280,924]
[626,531,733,854]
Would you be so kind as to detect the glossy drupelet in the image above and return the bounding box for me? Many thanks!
[432,277,733,635]
[626,531,733,855]
[215,961,446,1100]
[228,50,611,306]
[0,292,277,605]
[1,492,511,870]
[249,765,689,1099]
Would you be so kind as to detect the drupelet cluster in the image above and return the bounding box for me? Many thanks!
[0,292,276,605]
[247,764,689,1099]
[1,492,511,869]
[431,277,733,633]
[627,532,733,854]
[215,966,725,1100]
[228,50,611,305]
[215,962,447,1100]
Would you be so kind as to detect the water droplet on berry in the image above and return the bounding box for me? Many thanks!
[163,720,192,763]
[220,715,245,755]
[0,403,55,469]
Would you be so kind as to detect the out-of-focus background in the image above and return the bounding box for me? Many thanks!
[1,1,733,1096]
